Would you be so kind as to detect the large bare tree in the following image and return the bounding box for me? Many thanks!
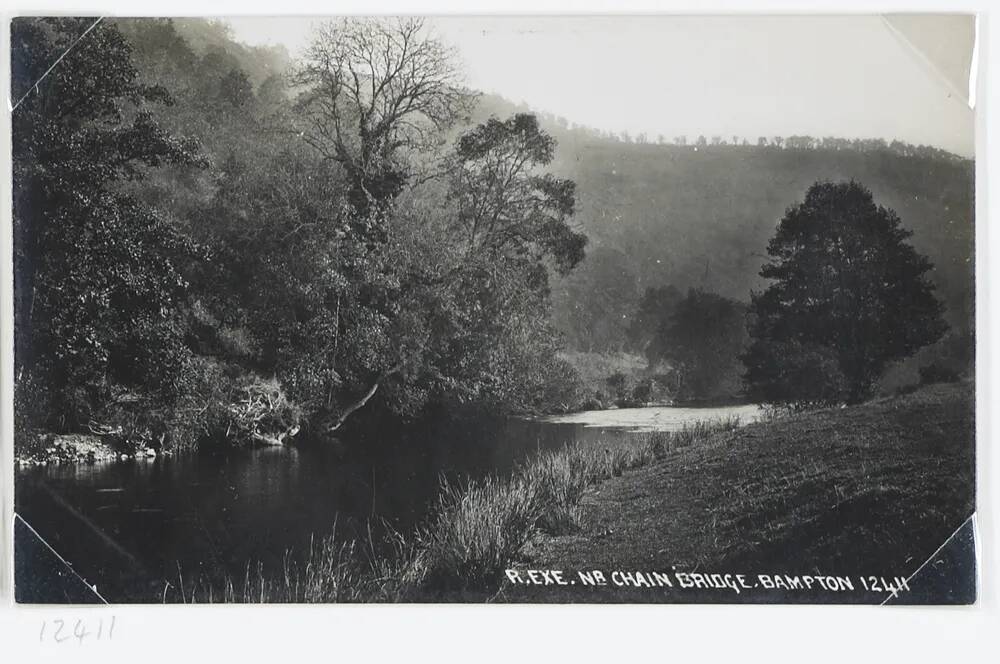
[293,17,474,227]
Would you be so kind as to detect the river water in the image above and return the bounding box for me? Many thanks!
[15,404,759,602]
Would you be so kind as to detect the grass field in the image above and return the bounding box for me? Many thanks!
[501,381,975,603]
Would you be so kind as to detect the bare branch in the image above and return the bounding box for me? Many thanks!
[293,17,475,215]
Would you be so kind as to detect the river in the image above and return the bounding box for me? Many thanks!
[14,403,759,602]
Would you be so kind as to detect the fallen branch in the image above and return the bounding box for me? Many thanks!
[327,361,405,433]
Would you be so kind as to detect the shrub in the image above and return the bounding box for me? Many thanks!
[631,378,653,404]
[606,372,641,407]
[82,359,303,451]
[652,289,749,402]
[86,357,228,451]
[13,373,51,445]
[744,340,848,408]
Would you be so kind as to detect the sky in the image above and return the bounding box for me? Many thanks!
[225,15,974,157]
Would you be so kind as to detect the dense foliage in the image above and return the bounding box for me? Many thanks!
[744,181,948,405]
[628,285,682,362]
[11,17,971,451]
[12,18,203,431]
[12,17,586,449]
[651,289,748,402]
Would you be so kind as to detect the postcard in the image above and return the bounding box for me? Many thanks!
[9,14,977,605]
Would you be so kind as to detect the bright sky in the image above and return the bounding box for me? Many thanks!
[225,15,974,157]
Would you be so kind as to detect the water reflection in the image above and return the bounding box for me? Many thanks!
[15,404,756,601]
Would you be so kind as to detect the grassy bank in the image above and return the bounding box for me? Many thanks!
[170,417,741,603]
[171,381,972,603]
[506,381,975,603]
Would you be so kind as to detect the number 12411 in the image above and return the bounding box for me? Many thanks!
[40,616,116,644]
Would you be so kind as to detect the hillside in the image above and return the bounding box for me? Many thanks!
[473,96,975,355]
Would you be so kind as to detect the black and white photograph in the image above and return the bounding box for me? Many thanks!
[7,12,980,607]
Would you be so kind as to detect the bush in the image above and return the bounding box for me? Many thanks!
[606,372,638,407]
[630,376,673,405]
[631,378,653,404]
[13,374,51,445]
[651,289,749,402]
[744,340,848,408]
[81,359,302,451]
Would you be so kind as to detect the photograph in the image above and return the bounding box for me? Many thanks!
[9,13,977,605]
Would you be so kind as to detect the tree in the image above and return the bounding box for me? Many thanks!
[268,17,478,430]
[405,114,587,415]
[12,18,202,427]
[203,111,587,434]
[744,181,948,405]
[652,289,748,401]
[626,285,682,358]
[448,114,584,274]
[199,147,354,414]
[292,17,475,227]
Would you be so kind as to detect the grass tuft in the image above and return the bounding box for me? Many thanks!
[524,448,591,534]
[412,475,544,597]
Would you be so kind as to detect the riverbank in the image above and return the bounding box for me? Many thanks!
[14,433,168,467]
[503,380,975,603]
[162,417,738,603]
[164,381,974,603]
[539,402,762,431]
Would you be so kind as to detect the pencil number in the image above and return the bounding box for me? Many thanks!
[39,616,115,645]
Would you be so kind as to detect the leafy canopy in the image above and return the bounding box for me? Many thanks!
[12,18,203,428]
[744,180,947,405]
